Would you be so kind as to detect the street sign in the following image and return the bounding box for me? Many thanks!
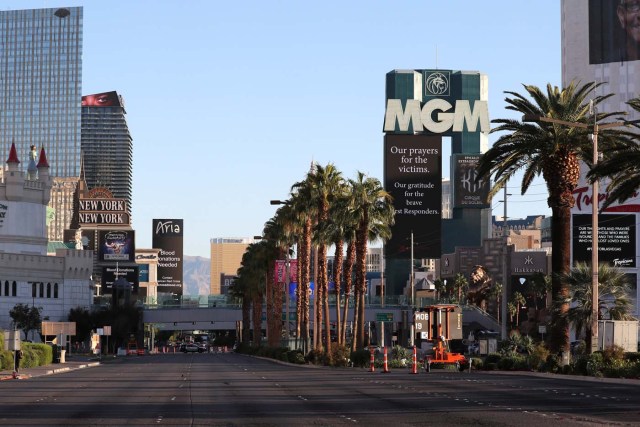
[3,330,20,351]
[376,313,394,322]
[414,312,429,338]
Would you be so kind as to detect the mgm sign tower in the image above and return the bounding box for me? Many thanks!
[383,69,492,296]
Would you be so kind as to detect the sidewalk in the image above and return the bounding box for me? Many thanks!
[0,354,102,381]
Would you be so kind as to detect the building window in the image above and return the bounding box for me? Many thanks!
[12,281,16,296]
[32,282,36,298]
[54,283,59,299]
[39,282,44,298]
[6,281,10,296]
[47,283,51,298]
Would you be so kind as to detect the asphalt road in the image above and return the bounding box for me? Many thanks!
[0,352,639,426]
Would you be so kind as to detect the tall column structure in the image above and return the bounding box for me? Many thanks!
[0,7,84,241]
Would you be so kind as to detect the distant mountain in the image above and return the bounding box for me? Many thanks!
[183,255,210,296]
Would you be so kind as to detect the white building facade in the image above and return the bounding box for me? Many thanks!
[0,144,93,332]
[562,0,640,316]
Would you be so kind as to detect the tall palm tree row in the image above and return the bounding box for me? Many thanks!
[237,162,394,356]
[349,171,394,350]
[476,82,635,356]
[232,241,270,346]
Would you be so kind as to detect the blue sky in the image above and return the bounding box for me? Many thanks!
[5,1,561,258]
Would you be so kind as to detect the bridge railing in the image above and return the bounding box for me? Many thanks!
[138,294,417,310]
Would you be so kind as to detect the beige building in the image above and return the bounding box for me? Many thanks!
[135,248,160,303]
[210,238,257,295]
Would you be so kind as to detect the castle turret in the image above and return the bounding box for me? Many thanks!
[0,143,53,254]
[5,142,23,201]
[37,146,52,204]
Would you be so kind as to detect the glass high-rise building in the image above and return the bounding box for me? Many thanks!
[0,7,83,241]
[81,91,133,212]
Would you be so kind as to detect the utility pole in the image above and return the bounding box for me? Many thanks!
[501,187,509,340]
[410,231,415,347]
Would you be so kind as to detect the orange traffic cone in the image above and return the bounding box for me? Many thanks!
[411,345,418,374]
[369,347,375,372]
[383,346,390,373]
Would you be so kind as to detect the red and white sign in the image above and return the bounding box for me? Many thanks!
[571,162,640,213]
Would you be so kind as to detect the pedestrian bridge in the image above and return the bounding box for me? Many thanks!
[141,296,499,333]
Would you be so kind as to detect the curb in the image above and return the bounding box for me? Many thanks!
[0,361,101,380]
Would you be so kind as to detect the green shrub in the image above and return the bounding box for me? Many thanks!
[497,354,527,370]
[468,357,483,370]
[287,350,305,364]
[527,343,550,371]
[624,352,640,363]
[25,343,52,367]
[603,345,626,365]
[391,345,410,361]
[330,345,350,367]
[0,349,13,370]
[541,354,561,373]
[350,349,371,368]
[485,352,501,365]
[305,349,324,365]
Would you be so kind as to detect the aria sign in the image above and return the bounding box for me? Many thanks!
[384,99,490,134]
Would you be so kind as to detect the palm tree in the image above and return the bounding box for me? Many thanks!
[453,273,468,304]
[349,171,394,350]
[323,181,354,347]
[307,163,344,355]
[507,302,517,328]
[512,291,526,327]
[343,228,357,349]
[434,279,445,302]
[262,205,296,348]
[559,262,634,350]
[476,81,633,355]
[233,242,269,346]
[290,174,316,354]
[489,282,503,323]
[588,97,640,211]
[526,272,551,312]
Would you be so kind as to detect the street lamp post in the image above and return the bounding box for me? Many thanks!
[501,189,511,340]
[522,113,625,354]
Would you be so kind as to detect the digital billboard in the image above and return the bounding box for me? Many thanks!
[452,153,490,209]
[572,214,636,268]
[81,91,122,107]
[98,230,135,262]
[589,0,640,64]
[384,134,442,259]
[152,219,184,295]
[101,266,139,293]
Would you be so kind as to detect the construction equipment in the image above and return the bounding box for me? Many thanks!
[418,304,468,371]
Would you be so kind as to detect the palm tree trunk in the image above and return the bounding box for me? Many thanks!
[333,240,344,346]
[300,218,312,354]
[549,206,571,356]
[295,242,302,350]
[352,286,360,352]
[318,242,331,355]
[342,240,355,347]
[355,218,368,350]
[252,293,263,346]
[242,296,251,346]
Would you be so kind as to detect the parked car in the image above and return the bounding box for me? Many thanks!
[182,343,200,353]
